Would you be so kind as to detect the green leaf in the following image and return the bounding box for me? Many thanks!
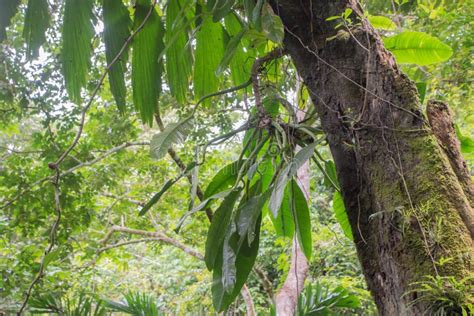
[207,0,235,22]
[61,0,94,104]
[103,0,131,113]
[204,160,245,199]
[368,15,396,30]
[290,180,312,259]
[205,189,241,270]
[42,249,61,268]
[150,117,193,160]
[23,0,50,59]
[194,16,225,106]
[216,29,246,76]
[261,3,284,44]
[224,13,254,86]
[0,0,20,42]
[333,191,353,240]
[455,125,474,154]
[269,186,294,238]
[165,0,192,104]
[269,142,316,217]
[416,82,427,104]
[384,31,453,65]
[138,163,195,216]
[323,160,339,189]
[212,215,261,311]
[132,0,165,125]
[236,190,269,245]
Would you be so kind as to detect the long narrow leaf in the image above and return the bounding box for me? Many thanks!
[165,0,192,104]
[23,0,50,59]
[62,0,94,104]
[205,189,241,270]
[194,16,225,106]
[103,0,131,112]
[132,0,165,125]
[0,0,20,41]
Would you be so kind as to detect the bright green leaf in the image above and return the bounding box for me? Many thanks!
[132,0,165,125]
[61,0,94,104]
[103,0,131,113]
[23,0,50,59]
[194,16,225,106]
[290,180,312,259]
[204,160,244,199]
[333,191,353,240]
[166,0,192,104]
[368,15,396,30]
[207,0,235,22]
[384,31,453,65]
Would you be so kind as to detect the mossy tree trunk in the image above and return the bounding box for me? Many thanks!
[271,0,474,314]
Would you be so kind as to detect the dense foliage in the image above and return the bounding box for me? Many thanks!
[0,0,472,314]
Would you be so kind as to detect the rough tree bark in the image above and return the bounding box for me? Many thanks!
[271,0,474,314]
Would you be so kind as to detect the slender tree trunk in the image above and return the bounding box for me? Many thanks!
[271,0,474,314]
[275,110,311,315]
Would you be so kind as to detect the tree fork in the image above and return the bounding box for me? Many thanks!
[271,0,474,314]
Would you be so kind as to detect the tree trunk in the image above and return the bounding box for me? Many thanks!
[271,0,474,314]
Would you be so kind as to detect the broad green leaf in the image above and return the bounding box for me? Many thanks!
[204,160,245,199]
[216,29,246,76]
[166,0,192,104]
[205,189,241,270]
[207,0,235,22]
[150,117,193,160]
[61,0,94,104]
[236,190,269,245]
[323,160,339,189]
[23,0,50,59]
[269,142,316,217]
[103,0,131,113]
[455,125,474,154]
[42,249,60,268]
[290,180,312,259]
[251,0,265,31]
[224,13,255,86]
[416,82,427,104]
[0,0,20,41]
[269,186,295,238]
[261,3,284,44]
[368,15,396,30]
[194,16,225,106]
[212,215,261,311]
[384,31,453,65]
[132,0,165,125]
[333,191,353,240]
